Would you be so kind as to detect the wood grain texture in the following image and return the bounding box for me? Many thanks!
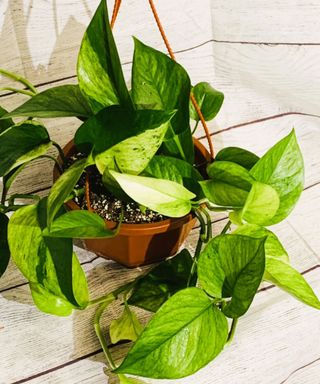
[211,0,320,43]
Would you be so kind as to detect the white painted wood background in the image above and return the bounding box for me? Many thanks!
[0,1,320,383]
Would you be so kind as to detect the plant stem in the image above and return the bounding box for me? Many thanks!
[227,318,238,344]
[94,296,117,370]
[200,206,212,242]
[7,193,40,206]
[52,141,67,165]
[194,208,206,242]
[221,220,231,234]
[0,68,37,94]
[0,87,35,97]
[191,120,200,135]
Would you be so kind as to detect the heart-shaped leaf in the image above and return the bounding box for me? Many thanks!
[250,130,304,224]
[8,203,88,316]
[47,158,87,227]
[0,105,13,134]
[200,161,254,207]
[189,82,224,121]
[0,213,10,278]
[132,38,193,163]
[215,147,259,170]
[3,85,93,119]
[43,210,117,238]
[143,155,203,197]
[198,234,266,318]
[241,182,280,226]
[0,121,51,176]
[110,303,143,344]
[128,249,195,312]
[108,171,195,217]
[77,0,132,112]
[115,288,228,379]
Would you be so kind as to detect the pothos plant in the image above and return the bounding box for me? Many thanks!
[0,1,319,382]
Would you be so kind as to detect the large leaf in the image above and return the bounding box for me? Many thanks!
[250,130,304,224]
[0,121,51,176]
[132,38,194,163]
[109,171,195,217]
[43,210,116,238]
[128,249,195,312]
[215,147,259,170]
[8,204,88,316]
[198,234,266,318]
[143,155,203,197]
[77,0,132,112]
[200,161,254,207]
[189,82,224,121]
[116,288,228,379]
[47,158,87,227]
[241,182,280,226]
[0,213,10,277]
[75,106,174,174]
[0,105,13,134]
[110,303,143,344]
[264,258,320,310]
[3,85,93,118]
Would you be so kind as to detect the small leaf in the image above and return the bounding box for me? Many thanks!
[0,121,51,176]
[250,129,304,224]
[198,234,266,318]
[109,171,195,217]
[0,105,13,134]
[0,213,10,277]
[43,210,116,238]
[190,82,224,121]
[128,249,195,312]
[144,155,203,197]
[110,304,143,344]
[200,161,254,207]
[77,0,132,112]
[241,182,280,226]
[215,147,259,170]
[47,158,87,227]
[3,85,93,118]
[115,288,228,379]
[265,258,320,309]
[132,38,193,163]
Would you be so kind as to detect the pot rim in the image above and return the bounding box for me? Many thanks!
[53,138,211,236]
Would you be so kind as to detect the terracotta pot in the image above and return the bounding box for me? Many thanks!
[53,138,212,267]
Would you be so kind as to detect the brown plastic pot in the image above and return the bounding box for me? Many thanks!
[53,138,212,268]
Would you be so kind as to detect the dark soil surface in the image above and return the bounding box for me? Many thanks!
[64,153,166,224]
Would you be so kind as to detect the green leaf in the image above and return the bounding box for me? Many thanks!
[47,158,87,227]
[0,105,13,134]
[77,0,132,112]
[250,130,304,224]
[241,182,280,226]
[189,82,224,121]
[0,121,51,176]
[118,375,146,384]
[43,210,116,238]
[75,106,174,174]
[8,204,88,316]
[0,213,10,278]
[115,287,228,379]
[132,38,194,163]
[109,171,195,217]
[215,147,259,170]
[264,258,320,310]
[200,161,254,207]
[128,249,195,312]
[110,304,143,344]
[233,224,289,263]
[198,234,266,318]
[143,155,203,197]
[2,85,93,118]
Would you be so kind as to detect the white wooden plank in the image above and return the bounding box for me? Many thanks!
[0,0,212,88]
[211,0,320,43]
